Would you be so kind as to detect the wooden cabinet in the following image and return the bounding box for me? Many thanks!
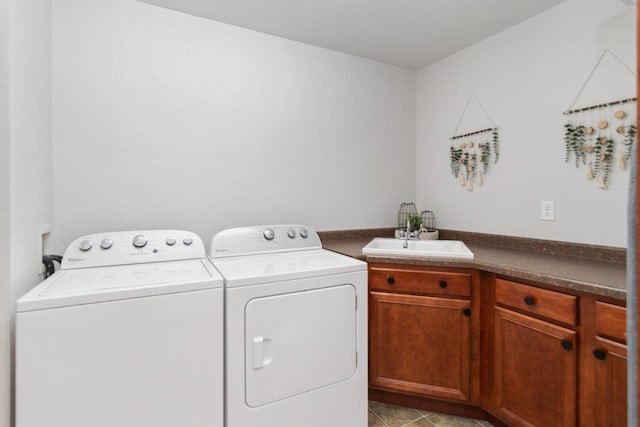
[369,292,472,401]
[492,280,628,427]
[592,337,627,427]
[493,278,578,427]
[493,307,577,427]
[368,264,477,404]
[367,264,627,427]
[582,301,628,427]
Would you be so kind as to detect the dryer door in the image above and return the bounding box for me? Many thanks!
[245,284,357,407]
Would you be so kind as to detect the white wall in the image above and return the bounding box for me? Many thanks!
[4,1,52,426]
[51,0,416,251]
[416,0,635,247]
[9,0,52,299]
[0,0,10,424]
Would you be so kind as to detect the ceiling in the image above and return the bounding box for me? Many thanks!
[138,0,566,70]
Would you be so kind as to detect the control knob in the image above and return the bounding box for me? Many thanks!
[78,239,92,252]
[166,237,176,246]
[287,230,296,239]
[132,234,148,248]
[263,229,275,241]
[99,239,113,250]
[182,237,193,246]
[300,229,309,239]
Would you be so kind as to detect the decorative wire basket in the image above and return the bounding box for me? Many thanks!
[421,210,436,231]
[397,203,418,229]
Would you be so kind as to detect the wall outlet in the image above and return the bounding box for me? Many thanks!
[540,201,555,221]
[38,224,52,275]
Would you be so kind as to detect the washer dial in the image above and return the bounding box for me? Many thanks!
[263,229,275,241]
[78,239,92,252]
[99,239,113,250]
[132,234,148,248]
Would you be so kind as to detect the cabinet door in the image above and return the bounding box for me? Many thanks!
[592,337,627,427]
[369,291,472,402]
[493,307,577,427]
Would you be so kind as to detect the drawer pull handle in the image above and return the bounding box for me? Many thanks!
[463,308,471,317]
[439,280,448,289]
[593,349,607,360]
[524,296,535,306]
[561,340,573,351]
[387,277,395,285]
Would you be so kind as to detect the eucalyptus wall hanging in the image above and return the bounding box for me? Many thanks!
[563,49,636,189]
[449,94,500,191]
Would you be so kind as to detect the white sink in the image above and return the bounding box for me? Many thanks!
[362,238,474,260]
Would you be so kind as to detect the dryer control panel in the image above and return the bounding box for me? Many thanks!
[61,230,205,269]
[210,225,321,258]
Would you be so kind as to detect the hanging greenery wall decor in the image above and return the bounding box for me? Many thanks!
[480,142,491,175]
[491,130,499,164]
[564,124,587,167]
[563,106,635,189]
[449,128,499,191]
[448,94,501,192]
[625,125,637,161]
[562,49,637,189]
[449,147,463,178]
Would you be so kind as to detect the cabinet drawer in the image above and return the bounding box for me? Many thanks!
[495,278,577,326]
[595,302,626,343]
[369,266,471,297]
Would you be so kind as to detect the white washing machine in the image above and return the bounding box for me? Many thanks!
[16,230,223,427]
[210,224,368,427]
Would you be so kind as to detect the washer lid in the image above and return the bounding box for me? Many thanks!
[211,249,366,288]
[17,259,222,312]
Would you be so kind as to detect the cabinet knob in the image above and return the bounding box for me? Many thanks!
[560,339,573,351]
[593,349,607,360]
[387,277,395,285]
[524,296,535,306]
[439,280,448,289]
[463,308,471,317]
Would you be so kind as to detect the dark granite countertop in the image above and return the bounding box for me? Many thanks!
[319,229,627,302]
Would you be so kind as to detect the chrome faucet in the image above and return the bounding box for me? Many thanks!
[403,219,410,249]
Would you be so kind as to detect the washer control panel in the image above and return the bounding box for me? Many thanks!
[62,230,205,269]
[210,224,321,258]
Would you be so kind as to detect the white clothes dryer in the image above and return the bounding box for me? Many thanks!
[210,225,368,427]
[16,230,223,427]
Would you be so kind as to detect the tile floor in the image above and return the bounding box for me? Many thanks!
[368,401,493,427]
